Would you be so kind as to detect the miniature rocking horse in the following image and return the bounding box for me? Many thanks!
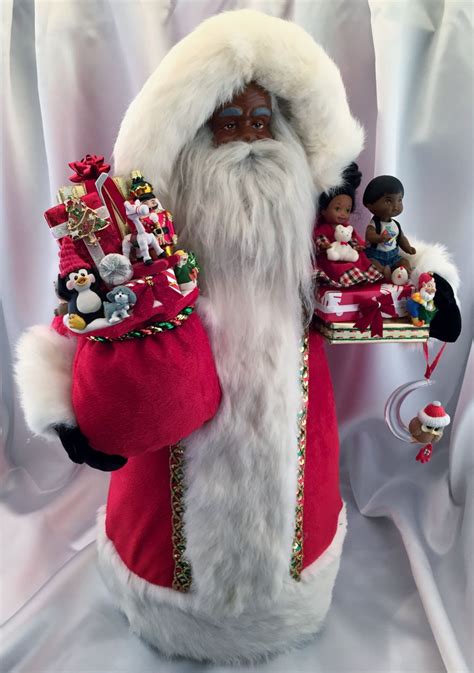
[122,199,165,265]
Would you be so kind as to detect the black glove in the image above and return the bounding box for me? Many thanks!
[54,424,128,472]
[430,273,462,343]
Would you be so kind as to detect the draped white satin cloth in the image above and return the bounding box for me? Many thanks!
[1,1,473,671]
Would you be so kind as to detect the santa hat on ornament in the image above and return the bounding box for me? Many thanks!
[59,237,90,277]
[418,401,450,428]
[418,272,434,289]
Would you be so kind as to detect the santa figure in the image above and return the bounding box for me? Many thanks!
[15,10,460,664]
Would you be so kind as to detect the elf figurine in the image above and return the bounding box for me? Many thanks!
[363,175,416,281]
[174,250,199,293]
[406,273,438,327]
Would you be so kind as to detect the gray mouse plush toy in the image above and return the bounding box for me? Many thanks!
[103,286,137,324]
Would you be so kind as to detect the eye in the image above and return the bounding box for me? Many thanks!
[79,269,88,277]
[252,121,264,129]
[345,208,350,213]
[223,122,236,130]
[335,207,340,211]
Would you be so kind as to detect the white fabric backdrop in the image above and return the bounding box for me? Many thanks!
[1,1,473,671]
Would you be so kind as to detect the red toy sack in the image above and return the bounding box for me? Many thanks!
[45,157,221,456]
[72,307,221,457]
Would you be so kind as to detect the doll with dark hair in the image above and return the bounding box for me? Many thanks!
[363,175,416,281]
[314,163,384,287]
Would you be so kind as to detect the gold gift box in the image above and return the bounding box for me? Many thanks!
[314,317,429,345]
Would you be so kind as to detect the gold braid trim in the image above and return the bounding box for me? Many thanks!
[169,334,310,590]
[290,332,310,581]
[170,444,193,592]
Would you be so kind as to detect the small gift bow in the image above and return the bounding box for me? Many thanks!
[354,294,397,337]
[416,443,433,464]
[68,154,111,184]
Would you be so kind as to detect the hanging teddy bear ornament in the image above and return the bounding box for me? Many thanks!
[384,341,450,464]
[408,401,451,463]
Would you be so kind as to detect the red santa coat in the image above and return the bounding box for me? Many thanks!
[103,329,341,589]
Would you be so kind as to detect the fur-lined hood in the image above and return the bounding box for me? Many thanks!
[114,9,364,195]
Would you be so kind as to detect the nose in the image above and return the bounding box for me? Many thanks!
[240,131,259,143]
[239,119,261,143]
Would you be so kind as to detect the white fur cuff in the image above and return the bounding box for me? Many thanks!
[96,504,347,664]
[15,325,77,438]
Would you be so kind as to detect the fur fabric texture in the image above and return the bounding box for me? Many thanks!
[113,9,364,195]
[97,504,347,664]
[164,109,318,618]
[97,94,348,660]
[15,325,76,438]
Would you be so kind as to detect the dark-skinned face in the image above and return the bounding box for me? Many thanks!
[366,192,404,221]
[209,82,273,146]
[321,194,352,225]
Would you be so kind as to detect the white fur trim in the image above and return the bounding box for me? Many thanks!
[15,325,77,438]
[402,239,460,299]
[97,503,347,664]
[418,403,451,428]
[114,9,364,194]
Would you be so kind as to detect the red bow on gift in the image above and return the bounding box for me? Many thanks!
[68,154,111,184]
[354,293,397,337]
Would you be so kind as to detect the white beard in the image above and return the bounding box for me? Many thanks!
[167,112,317,616]
[420,287,435,304]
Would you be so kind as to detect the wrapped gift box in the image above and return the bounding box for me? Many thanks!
[57,175,128,206]
[44,191,124,269]
[314,317,429,344]
[314,282,413,323]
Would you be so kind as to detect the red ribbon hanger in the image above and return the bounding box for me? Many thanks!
[422,341,447,380]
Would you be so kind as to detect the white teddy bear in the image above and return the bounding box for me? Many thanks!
[326,224,359,262]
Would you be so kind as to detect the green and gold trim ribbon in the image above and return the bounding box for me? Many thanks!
[170,443,193,592]
[290,332,310,581]
[87,306,194,342]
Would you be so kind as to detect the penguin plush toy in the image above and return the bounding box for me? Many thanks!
[57,267,104,330]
